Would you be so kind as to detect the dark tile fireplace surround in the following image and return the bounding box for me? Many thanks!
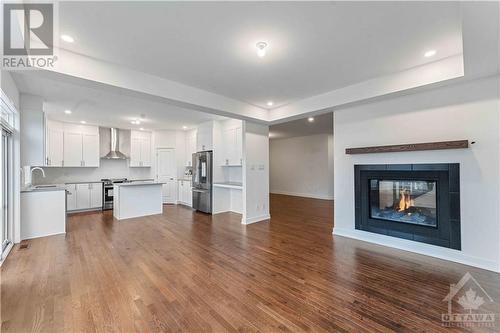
[355,164,461,250]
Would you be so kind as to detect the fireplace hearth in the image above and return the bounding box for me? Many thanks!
[355,164,461,250]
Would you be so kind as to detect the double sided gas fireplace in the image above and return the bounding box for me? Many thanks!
[355,164,461,250]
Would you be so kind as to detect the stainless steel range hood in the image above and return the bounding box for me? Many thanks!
[102,128,127,159]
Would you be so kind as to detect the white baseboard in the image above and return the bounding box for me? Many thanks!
[243,214,271,225]
[21,231,66,241]
[270,190,334,200]
[333,227,500,273]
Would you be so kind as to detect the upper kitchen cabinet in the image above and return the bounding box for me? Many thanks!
[185,129,196,166]
[62,123,100,167]
[130,130,152,167]
[45,120,64,167]
[196,121,214,152]
[220,120,243,166]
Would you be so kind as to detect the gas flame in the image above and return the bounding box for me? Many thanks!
[395,189,415,212]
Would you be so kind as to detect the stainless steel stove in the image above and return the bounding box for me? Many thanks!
[101,178,128,210]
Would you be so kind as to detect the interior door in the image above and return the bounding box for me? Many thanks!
[63,132,83,167]
[156,148,176,203]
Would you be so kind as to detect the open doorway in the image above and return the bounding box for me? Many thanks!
[269,113,334,228]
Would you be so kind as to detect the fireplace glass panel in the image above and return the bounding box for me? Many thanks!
[370,179,437,227]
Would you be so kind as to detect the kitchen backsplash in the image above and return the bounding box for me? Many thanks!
[32,159,153,184]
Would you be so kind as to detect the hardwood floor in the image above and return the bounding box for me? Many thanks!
[2,194,499,332]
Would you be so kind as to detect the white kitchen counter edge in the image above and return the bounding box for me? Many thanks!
[114,181,165,187]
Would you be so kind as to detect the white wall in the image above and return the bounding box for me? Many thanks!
[333,76,500,272]
[243,121,270,224]
[1,71,20,108]
[270,134,334,200]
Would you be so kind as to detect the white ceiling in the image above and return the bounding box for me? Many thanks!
[270,113,333,140]
[58,1,463,109]
[11,72,225,130]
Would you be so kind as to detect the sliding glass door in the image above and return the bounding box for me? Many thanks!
[1,128,12,255]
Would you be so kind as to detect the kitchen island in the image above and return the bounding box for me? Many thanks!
[113,182,164,220]
[20,185,67,239]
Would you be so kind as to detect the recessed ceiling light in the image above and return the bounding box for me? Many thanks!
[64,109,72,114]
[131,120,140,125]
[424,49,436,58]
[139,128,144,131]
[80,120,86,124]
[308,117,314,123]
[266,101,274,107]
[182,126,188,130]
[61,34,75,43]
[256,42,268,58]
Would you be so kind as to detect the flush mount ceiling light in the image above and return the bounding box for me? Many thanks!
[266,101,274,107]
[256,42,268,58]
[308,117,314,123]
[424,49,436,58]
[64,109,72,114]
[61,34,75,43]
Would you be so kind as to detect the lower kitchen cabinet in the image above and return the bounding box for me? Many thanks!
[178,180,192,207]
[66,182,103,212]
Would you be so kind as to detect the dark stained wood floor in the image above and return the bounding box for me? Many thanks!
[2,194,500,332]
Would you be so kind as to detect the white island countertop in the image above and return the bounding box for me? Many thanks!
[113,182,164,220]
[115,181,164,187]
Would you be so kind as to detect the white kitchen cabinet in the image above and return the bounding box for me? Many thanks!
[65,184,77,211]
[67,182,102,212]
[185,129,196,166]
[90,183,103,208]
[221,126,242,166]
[196,121,214,151]
[62,124,99,167]
[46,120,64,167]
[178,180,192,207]
[130,130,152,167]
[76,184,91,210]
[63,131,83,167]
[82,133,100,167]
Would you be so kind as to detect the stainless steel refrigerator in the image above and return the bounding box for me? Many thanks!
[192,151,212,213]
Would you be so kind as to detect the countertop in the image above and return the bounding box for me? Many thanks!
[63,179,155,184]
[213,182,243,189]
[21,185,67,193]
[114,181,164,187]
[64,180,103,184]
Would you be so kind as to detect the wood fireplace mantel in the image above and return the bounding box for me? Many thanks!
[345,140,469,155]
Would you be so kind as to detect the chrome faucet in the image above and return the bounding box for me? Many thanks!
[30,166,46,180]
